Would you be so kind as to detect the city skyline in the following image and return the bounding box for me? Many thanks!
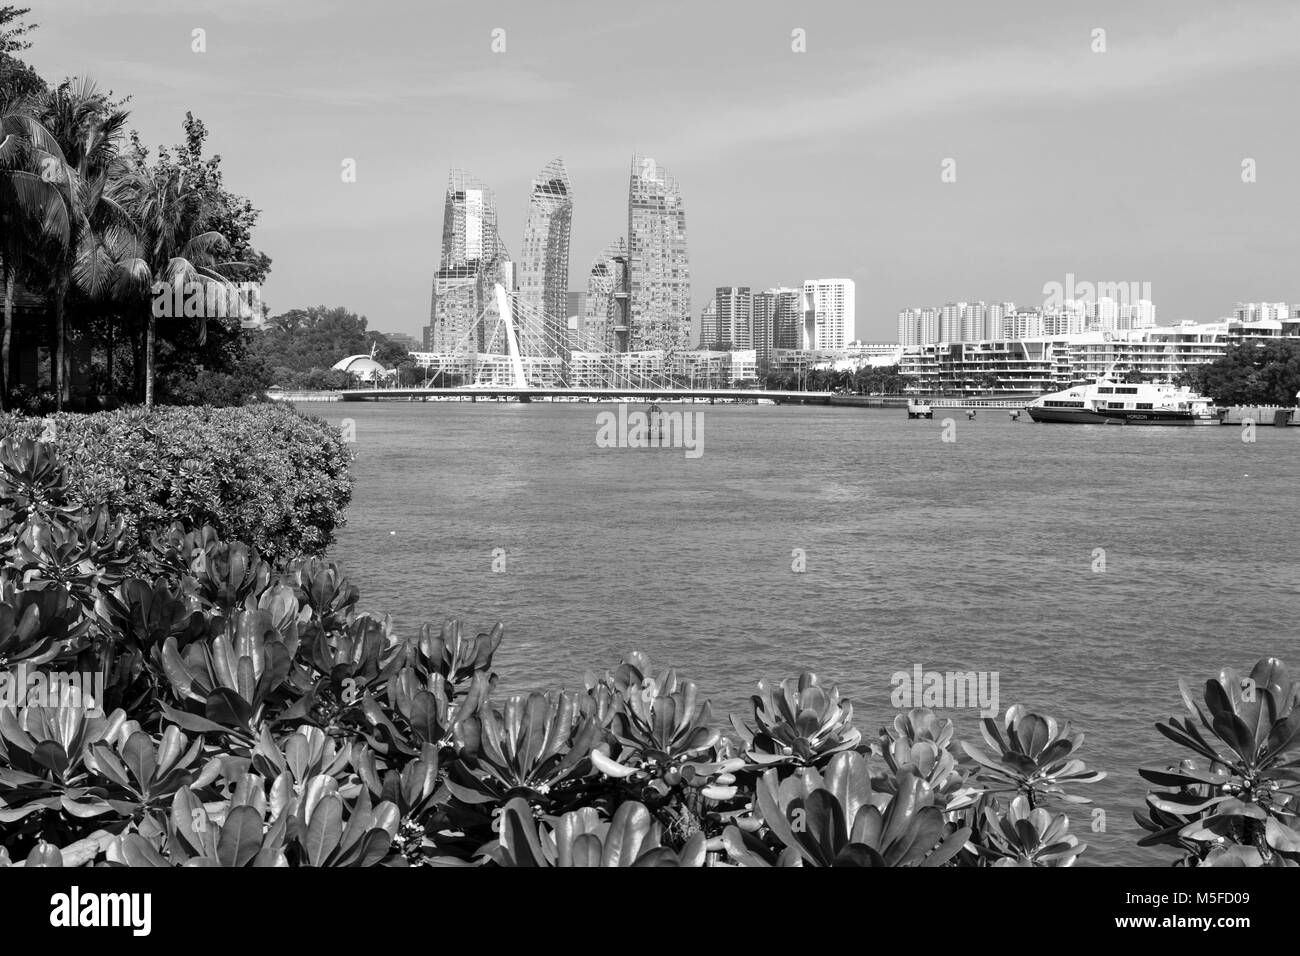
[29,0,1300,341]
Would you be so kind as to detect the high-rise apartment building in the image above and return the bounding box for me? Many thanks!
[898,308,920,348]
[582,238,629,352]
[919,307,939,345]
[1118,300,1156,330]
[627,154,691,351]
[938,302,963,343]
[1003,308,1045,339]
[961,302,985,342]
[516,158,573,357]
[429,169,511,352]
[1235,302,1290,323]
[770,288,803,350]
[801,279,855,350]
[699,299,717,347]
[713,286,752,348]
[752,291,777,364]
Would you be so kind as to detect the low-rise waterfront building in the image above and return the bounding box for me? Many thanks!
[898,319,1300,396]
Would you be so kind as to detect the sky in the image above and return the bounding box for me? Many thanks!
[21,0,1300,341]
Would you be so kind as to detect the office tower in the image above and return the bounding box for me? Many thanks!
[583,238,629,351]
[516,158,573,356]
[752,291,777,364]
[714,286,752,348]
[429,169,510,352]
[627,154,691,351]
[699,298,718,348]
[801,279,855,349]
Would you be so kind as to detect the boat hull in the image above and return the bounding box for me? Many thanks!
[1095,410,1221,426]
[1027,406,1110,424]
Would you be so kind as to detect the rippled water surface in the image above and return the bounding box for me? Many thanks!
[309,400,1299,866]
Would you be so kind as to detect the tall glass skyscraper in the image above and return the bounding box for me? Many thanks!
[517,158,573,357]
[429,169,511,353]
[627,154,690,352]
[582,238,629,352]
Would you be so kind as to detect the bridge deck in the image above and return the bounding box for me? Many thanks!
[339,387,835,403]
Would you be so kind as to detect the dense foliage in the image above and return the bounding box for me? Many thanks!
[0,9,279,411]
[764,364,907,394]
[1181,339,1300,406]
[0,404,351,559]
[1,434,1294,868]
[248,305,417,390]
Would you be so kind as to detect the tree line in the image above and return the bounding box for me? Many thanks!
[0,7,277,411]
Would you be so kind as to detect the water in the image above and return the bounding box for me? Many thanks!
[309,400,1299,866]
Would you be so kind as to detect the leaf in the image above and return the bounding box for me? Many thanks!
[119,834,169,868]
[303,793,343,866]
[498,797,545,867]
[602,801,653,867]
[217,805,264,868]
[1265,817,1300,852]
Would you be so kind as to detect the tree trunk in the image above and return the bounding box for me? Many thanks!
[1,261,12,413]
[53,275,68,411]
[105,317,114,402]
[144,312,155,407]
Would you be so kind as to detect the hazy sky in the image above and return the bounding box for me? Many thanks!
[23,0,1300,340]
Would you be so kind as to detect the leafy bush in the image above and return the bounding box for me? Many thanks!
[1136,660,1300,866]
[0,404,352,559]
[0,435,1295,868]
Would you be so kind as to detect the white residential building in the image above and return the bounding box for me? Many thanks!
[801,278,855,350]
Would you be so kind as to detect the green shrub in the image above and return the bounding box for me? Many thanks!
[0,404,352,560]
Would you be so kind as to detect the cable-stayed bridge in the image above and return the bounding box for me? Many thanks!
[412,284,726,391]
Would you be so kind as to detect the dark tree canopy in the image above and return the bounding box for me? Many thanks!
[1182,339,1300,406]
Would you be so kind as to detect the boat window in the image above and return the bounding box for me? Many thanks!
[1137,403,1153,409]
[1097,387,1114,394]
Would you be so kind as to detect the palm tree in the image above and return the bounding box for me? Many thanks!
[0,91,71,409]
[114,163,241,406]
[2,79,131,408]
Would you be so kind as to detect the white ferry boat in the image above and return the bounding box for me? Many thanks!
[1028,379,1222,425]
[906,400,933,419]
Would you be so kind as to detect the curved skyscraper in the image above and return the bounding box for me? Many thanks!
[627,154,690,352]
[582,237,628,352]
[517,158,573,357]
[428,169,511,354]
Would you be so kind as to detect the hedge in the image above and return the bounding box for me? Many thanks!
[0,403,352,559]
